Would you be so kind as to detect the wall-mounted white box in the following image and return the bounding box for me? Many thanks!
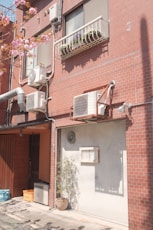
[80,147,99,163]
[49,3,58,23]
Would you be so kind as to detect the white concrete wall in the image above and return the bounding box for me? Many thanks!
[61,120,128,227]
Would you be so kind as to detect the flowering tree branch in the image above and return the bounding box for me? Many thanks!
[0,0,52,76]
[14,0,38,18]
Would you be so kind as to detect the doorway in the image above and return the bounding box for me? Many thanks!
[28,134,40,189]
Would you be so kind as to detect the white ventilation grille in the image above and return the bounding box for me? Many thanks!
[74,94,88,117]
[26,91,46,112]
[34,182,49,206]
[73,91,105,119]
[28,66,46,87]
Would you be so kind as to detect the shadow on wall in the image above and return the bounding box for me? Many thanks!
[95,149,123,196]
[140,17,153,228]
[63,42,108,73]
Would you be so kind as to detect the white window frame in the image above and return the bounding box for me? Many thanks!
[24,37,52,78]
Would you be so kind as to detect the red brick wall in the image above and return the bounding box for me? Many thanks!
[49,1,153,229]
[14,0,153,229]
[0,22,14,125]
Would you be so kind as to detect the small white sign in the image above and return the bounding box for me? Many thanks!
[80,147,99,163]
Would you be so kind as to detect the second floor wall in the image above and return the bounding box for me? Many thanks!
[10,0,153,125]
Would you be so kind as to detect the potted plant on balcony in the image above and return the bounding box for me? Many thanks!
[55,157,78,210]
[70,33,83,49]
[83,30,102,43]
[60,43,71,56]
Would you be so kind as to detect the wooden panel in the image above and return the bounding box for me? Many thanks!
[14,135,29,196]
[0,135,15,196]
[28,134,40,189]
[0,134,29,197]
[39,131,50,183]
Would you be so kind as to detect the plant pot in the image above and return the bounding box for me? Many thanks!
[55,198,69,210]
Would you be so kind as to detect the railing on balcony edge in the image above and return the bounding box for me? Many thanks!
[54,16,109,61]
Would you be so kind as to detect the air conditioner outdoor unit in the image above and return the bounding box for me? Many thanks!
[34,182,49,206]
[26,91,46,112]
[28,66,46,87]
[73,91,106,119]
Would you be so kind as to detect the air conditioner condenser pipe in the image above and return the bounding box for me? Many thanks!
[0,87,25,112]
[105,80,116,104]
[97,80,116,115]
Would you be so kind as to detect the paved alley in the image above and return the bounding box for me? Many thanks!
[0,197,127,230]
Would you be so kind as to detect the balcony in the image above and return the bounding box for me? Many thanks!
[54,16,109,61]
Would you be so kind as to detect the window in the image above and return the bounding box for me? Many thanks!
[65,0,108,35]
[23,34,52,79]
[65,6,83,35]
[57,0,109,60]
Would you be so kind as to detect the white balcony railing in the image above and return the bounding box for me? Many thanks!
[54,16,109,61]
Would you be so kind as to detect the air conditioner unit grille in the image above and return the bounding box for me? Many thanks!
[34,182,49,205]
[74,94,88,117]
[73,91,106,119]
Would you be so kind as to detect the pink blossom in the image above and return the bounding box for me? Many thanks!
[0,71,4,76]
[0,9,52,74]
[24,44,30,50]
[18,51,24,57]
[40,34,49,42]
[11,49,24,57]
[14,0,25,6]
[14,0,19,5]
[0,16,10,26]
[10,49,19,57]
[12,38,23,49]
[28,44,34,50]
[24,39,29,44]
[4,16,10,25]
[29,42,37,49]
[19,0,26,5]
[29,7,37,15]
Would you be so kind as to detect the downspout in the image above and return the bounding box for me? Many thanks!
[46,0,63,82]
[7,55,14,126]
[0,87,26,112]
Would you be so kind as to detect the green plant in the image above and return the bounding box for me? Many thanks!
[56,157,78,208]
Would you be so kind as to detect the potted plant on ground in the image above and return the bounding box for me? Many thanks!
[55,157,78,210]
